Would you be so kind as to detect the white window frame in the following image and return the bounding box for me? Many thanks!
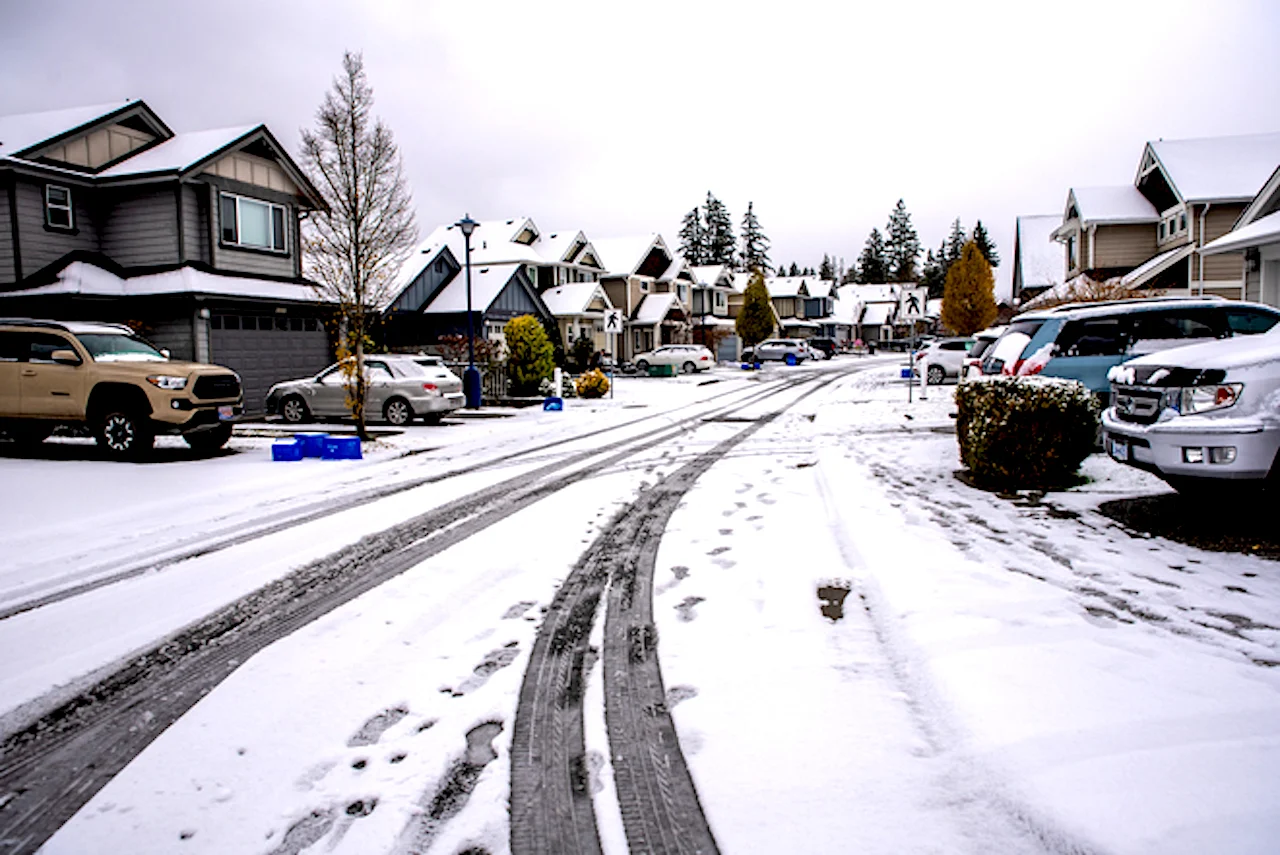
[220,192,288,252]
[45,184,73,229]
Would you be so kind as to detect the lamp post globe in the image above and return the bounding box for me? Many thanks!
[455,214,482,409]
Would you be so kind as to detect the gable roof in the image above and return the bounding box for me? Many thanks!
[765,276,813,298]
[689,264,733,288]
[1145,132,1280,204]
[421,264,529,314]
[1067,186,1158,224]
[540,282,612,316]
[1201,209,1280,256]
[97,126,257,177]
[0,100,166,158]
[633,292,680,324]
[592,234,671,278]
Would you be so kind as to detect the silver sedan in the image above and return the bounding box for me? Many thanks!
[266,355,465,426]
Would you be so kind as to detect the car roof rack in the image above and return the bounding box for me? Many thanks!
[1042,295,1227,313]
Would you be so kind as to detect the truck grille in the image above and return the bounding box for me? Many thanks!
[192,374,242,401]
[1112,387,1162,425]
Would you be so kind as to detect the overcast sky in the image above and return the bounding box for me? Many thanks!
[4,0,1279,297]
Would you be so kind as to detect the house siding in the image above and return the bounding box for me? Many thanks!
[181,183,210,264]
[1200,251,1243,283]
[1092,224,1156,269]
[100,187,180,268]
[14,178,99,274]
[146,314,197,362]
[1244,264,1261,303]
[0,182,14,285]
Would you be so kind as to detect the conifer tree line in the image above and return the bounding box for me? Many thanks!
[920,219,999,298]
[678,193,772,273]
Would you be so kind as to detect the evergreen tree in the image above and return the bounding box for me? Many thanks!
[819,254,834,280]
[737,201,771,272]
[856,228,889,283]
[920,248,947,299]
[945,218,967,266]
[884,199,921,283]
[678,207,705,266]
[788,262,800,277]
[504,314,556,396]
[735,270,775,347]
[703,192,736,266]
[972,220,1000,268]
[941,241,998,335]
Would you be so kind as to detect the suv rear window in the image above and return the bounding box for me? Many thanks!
[1056,318,1130,357]
[1225,308,1280,334]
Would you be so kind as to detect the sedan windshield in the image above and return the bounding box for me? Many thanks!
[76,333,167,362]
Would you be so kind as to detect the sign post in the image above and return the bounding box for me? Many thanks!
[604,309,623,399]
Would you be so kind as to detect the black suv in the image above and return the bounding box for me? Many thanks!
[808,337,838,358]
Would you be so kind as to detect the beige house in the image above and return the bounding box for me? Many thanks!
[539,281,617,355]
[1201,165,1280,308]
[1052,132,1280,299]
[593,234,691,359]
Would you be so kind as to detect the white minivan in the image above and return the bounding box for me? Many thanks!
[1102,326,1280,494]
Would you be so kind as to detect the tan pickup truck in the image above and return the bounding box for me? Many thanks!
[0,318,243,457]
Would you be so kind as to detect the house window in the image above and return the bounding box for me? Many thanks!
[1066,235,1077,269]
[714,291,727,311]
[1179,213,1186,232]
[45,185,73,229]
[220,193,287,252]
[1159,221,1166,241]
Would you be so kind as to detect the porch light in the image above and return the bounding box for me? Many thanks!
[456,214,482,408]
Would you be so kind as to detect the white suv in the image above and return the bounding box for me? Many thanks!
[1102,326,1280,493]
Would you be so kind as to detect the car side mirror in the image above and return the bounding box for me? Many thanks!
[51,349,82,366]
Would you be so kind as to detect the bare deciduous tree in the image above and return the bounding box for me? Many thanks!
[301,51,418,439]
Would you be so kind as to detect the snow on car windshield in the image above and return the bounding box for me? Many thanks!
[76,333,167,362]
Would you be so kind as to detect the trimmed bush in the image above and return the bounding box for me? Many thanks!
[504,315,555,397]
[955,376,1100,490]
[575,369,610,399]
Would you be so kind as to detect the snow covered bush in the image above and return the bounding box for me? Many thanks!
[539,374,578,398]
[955,375,1100,489]
[575,369,610,399]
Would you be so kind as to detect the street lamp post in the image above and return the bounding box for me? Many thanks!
[456,214,482,409]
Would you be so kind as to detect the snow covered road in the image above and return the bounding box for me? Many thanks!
[2,358,1277,854]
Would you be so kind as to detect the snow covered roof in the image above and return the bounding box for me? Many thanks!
[844,283,899,303]
[97,126,257,177]
[537,230,586,264]
[404,220,545,281]
[764,276,812,298]
[540,282,611,316]
[730,272,752,293]
[860,303,895,326]
[592,234,670,278]
[1200,210,1280,256]
[690,264,733,288]
[1068,186,1158,225]
[1147,132,1280,204]
[0,100,138,157]
[0,260,321,303]
[1015,215,1065,290]
[420,265,522,314]
[926,298,943,318]
[1120,244,1194,288]
[633,292,678,324]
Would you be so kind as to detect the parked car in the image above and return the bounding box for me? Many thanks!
[980,297,1280,397]
[960,325,1006,382]
[1102,326,1280,494]
[915,337,975,384]
[808,337,838,359]
[0,318,243,457]
[741,339,811,363]
[632,344,715,373]
[266,354,465,426]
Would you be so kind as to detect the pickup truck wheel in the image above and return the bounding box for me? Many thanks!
[383,397,413,426]
[184,423,233,451]
[927,365,946,385]
[280,395,310,424]
[97,409,153,458]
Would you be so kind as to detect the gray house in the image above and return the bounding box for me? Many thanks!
[0,100,333,412]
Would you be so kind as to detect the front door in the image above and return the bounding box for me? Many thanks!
[21,332,86,419]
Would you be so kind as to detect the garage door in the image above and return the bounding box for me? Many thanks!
[210,314,331,415]
[717,334,740,362]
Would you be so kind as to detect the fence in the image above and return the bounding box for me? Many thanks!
[444,362,508,401]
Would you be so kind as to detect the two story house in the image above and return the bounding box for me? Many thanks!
[593,234,689,360]
[689,264,737,360]
[1201,165,1280,308]
[0,100,332,412]
[1049,131,1280,302]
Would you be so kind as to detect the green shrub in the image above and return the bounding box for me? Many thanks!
[504,315,555,396]
[955,376,1100,490]
[571,334,595,372]
[575,369,610,399]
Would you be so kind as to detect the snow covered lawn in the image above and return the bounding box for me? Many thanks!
[4,360,1277,854]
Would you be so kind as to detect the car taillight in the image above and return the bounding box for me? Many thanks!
[423,383,439,393]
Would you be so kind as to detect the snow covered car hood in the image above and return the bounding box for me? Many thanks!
[1118,327,1280,372]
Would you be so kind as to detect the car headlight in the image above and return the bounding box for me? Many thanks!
[146,374,188,390]
[1170,383,1243,415]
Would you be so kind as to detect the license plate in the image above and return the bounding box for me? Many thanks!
[1108,438,1129,462]
[217,405,235,421]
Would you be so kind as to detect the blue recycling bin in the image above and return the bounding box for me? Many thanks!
[322,436,362,460]
[296,432,329,458]
[543,396,564,411]
[272,440,303,462]
[785,353,797,366]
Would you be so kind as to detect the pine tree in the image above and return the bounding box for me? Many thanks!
[735,269,775,347]
[941,241,998,335]
[819,254,834,280]
[703,192,736,266]
[884,199,921,283]
[945,219,967,266]
[678,207,705,266]
[920,248,946,299]
[737,201,771,272]
[856,229,889,283]
[972,220,1000,268]
[788,262,800,277]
